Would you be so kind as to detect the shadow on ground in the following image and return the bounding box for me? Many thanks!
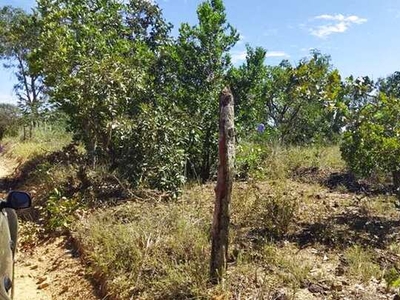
[292,211,400,249]
[293,167,393,196]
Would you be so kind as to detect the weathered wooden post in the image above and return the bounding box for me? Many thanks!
[210,87,235,283]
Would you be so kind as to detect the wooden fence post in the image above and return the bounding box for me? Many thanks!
[210,87,235,283]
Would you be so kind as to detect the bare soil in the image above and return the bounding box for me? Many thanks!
[15,237,98,300]
[0,155,99,300]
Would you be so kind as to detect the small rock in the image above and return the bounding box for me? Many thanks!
[38,282,49,290]
[59,286,68,295]
[354,284,364,291]
[30,265,38,270]
[335,266,345,276]
[331,282,343,292]
[36,276,47,284]
[272,291,288,300]
[308,283,325,294]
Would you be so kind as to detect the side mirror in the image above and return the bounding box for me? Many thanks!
[5,191,31,210]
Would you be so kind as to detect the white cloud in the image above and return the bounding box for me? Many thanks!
[0,93,16,104]
[265,51,289,58]
[310,14,367,38]
[231,51,247,64]
[230,50,289,64]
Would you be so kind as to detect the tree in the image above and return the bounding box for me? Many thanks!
[378,71,400,98]
[341,91,400,192]
[35,0,170,161]
[262,51,343,144]
[227,45,267,132]
[0,6,46,134]
[0,103,19,141]
[35,0,190,195]
[342,75,375,118]
[172,0,239,181]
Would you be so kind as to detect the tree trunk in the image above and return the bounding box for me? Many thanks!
[393,170,400,197]
[29,121,33,139]
[201,126,212,182]
[210,87,235,283]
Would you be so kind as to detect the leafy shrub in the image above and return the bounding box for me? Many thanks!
[341,94,400,187]
[0,103,19,141]
[236,141,269,179]
[45,188,83,231]
[112,104,187,198]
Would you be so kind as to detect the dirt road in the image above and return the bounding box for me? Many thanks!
[0,155,98,300]
[0,158,14,179]
[14,259,50,300]
[14,237,98,300]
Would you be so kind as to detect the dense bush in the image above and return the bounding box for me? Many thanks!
[0,103,19,141]
[5,0,400,197]
[111,105,187,197]
[341,93,400,190]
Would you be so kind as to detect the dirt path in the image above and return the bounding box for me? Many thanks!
[14,237,98,300]
[0,157,14,179]
[14,258,50,300]
[0,155,99,300]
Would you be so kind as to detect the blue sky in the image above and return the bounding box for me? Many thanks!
[1,0,400,103]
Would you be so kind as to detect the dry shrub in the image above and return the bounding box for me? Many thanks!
[74,201,211,299]
[232,181,300,239]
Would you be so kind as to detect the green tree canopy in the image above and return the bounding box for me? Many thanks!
[170,0,239,180]
[0,103,20,141]
[262,51,343,144]
[0,6,46,123]
[227,45,267,132]
[341,72,400,191]
[35,0,170,159]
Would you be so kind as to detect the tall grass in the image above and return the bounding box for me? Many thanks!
[237,142,346,180]
[73,181,311,299]
[3,124,72,160]
[74,200,211,299]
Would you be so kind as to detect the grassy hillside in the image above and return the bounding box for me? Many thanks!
[74,180,400,299]
[2,131,400,299]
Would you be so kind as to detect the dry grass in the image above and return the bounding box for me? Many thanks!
[344,246,382,283]
[74,200,211,299]
[72,181,324,299]
[3,125,72,161]
[72,175,400,299]
[237,143,346,180]
[7,138,400,299]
